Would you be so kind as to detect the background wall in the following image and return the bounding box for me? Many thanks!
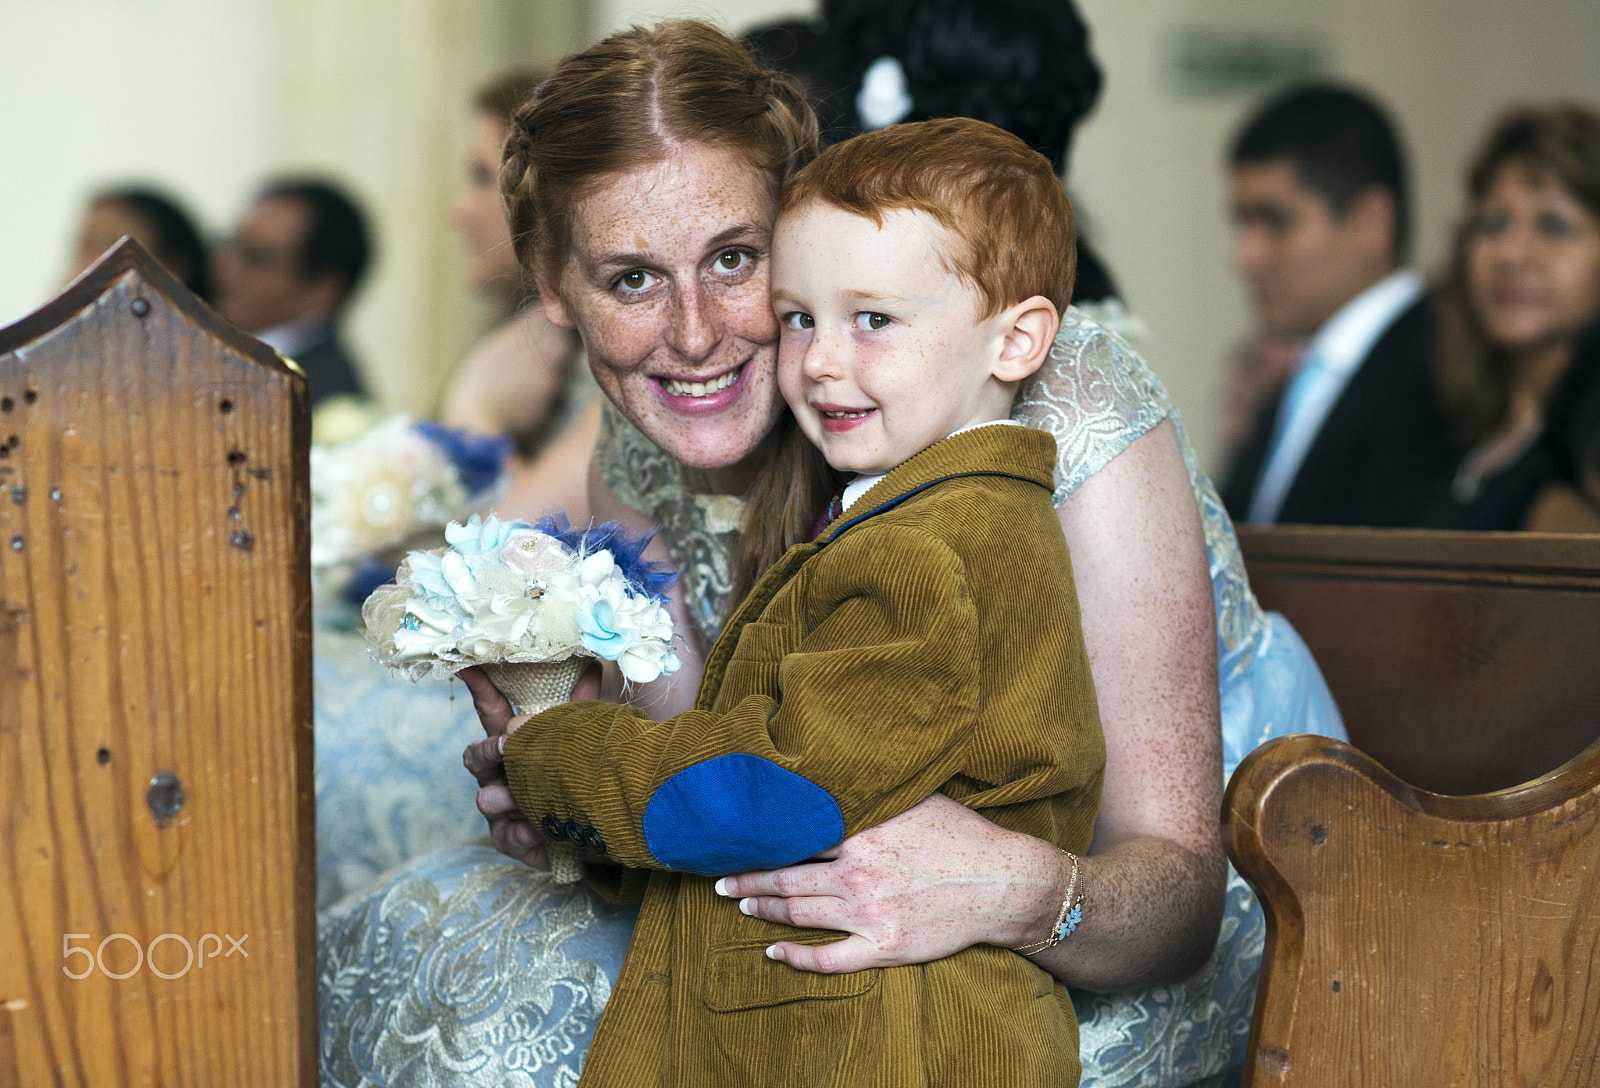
[4,0,1599,470]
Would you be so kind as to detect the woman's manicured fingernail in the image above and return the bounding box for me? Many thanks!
[714,878,731,896]
[765,945,780,960]
[497,735,505,755]
[740,898,757,916]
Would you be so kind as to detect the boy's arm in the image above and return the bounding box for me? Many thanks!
[500,526,995,875]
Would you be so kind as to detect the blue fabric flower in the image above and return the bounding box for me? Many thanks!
[576,598,629,659]
[414,421,513,496]
[444,513,530,559]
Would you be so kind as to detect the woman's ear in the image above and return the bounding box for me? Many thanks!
[540,281,576,329]
[992,296,1060,383]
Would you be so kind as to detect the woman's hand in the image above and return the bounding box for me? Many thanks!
[718,793,1071,973]
[459,663,603,869]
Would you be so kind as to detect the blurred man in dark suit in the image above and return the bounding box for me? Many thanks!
[1220,85,1458,526]
[214,177,371,407]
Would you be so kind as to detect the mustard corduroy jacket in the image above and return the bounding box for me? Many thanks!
[504,424,1104,1087]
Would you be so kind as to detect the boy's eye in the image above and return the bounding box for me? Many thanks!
[782,311,814,330]
[853,312,892,331]
[614,269,657,294]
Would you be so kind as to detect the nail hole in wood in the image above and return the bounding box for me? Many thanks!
[1310,825,1328,846]
[227,505,241,520]
[0,397,11,412]
[6,436,17,449]
[230,530,254,551]
[9,535,22,551]
[10,487,24,504]
[1331,980,1341,992]
[130,298,151,318]
[49,488,61,502]
[218,398,234,414]
[227,450,246,466]
[23,390,36,405]
[146,771,183,825]
[96,747,111,765]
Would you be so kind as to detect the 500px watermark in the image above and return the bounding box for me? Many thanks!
[62,933,249,980]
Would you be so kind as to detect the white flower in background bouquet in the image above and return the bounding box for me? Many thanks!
[362,512,680,881]
[309,415,512,606]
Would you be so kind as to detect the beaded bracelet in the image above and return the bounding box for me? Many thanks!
[1011,851,1085,956]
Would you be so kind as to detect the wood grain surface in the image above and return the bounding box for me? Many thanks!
[0,240,314,1086]
[1226,732,1600,1087]
[1238,525,1600,794]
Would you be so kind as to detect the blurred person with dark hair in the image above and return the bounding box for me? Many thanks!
[1420,104,1600,530]
[64,185,211,301]
[818,0,1120,308]
[1220,83,1459,527]
[213,176,371,407]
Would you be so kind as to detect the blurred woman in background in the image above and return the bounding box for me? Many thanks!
[63,185,210,301]
[1421,103,1600,529]
[439,68,599,525]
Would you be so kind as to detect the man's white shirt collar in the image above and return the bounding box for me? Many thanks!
[1244,268,1423,524]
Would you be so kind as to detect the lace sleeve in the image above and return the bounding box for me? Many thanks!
[1011,305,1173,505]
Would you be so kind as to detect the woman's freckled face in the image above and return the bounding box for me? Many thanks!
[1467,161,1600,360]
[542,144,785,474]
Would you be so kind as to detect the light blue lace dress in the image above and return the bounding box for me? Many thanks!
[316,308,1344,1088]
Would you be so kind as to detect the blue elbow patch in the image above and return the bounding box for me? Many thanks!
[643,754,844,875]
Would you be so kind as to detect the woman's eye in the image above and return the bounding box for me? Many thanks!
[853,312,892,331]
[782,311,814,330]
[1476,210,1511,238]
[615,269,657,294]
[715,249,752,274]
[1537,211,1578,239]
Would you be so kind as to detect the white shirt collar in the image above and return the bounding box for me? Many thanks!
[256,315,330,358]
[1304,268,1423,379]
[840,419,1021,512]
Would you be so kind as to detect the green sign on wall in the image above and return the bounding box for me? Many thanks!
[1166,28,1329,97]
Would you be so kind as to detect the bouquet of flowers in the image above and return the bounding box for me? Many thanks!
[362,512,680,881]
[310,415,512,605]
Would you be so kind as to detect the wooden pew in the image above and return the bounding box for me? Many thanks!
[1227,526,1600,1087]
[0,240,315,1086]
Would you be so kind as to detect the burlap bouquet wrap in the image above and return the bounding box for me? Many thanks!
[481,657,590,884]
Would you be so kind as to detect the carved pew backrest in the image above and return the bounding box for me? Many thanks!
[1237,526,1600,794]
[1225,732,1600,1088]
[0,240,314,1086]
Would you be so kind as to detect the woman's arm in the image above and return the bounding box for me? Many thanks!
[726,420,1228,989]
[440,308,578,442]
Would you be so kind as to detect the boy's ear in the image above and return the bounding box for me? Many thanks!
[539,280,576,329]
[991,296,1060,383]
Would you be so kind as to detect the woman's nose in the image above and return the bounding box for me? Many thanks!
[667,284,722,361]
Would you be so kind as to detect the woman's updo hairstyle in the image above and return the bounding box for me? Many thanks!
[823,0,1101,174]
[501,19,819,286]
[1433,103,1600,442]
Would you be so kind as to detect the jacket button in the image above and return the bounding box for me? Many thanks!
[584,826,606,854]
[541,815,567,841]
[565,819,586,844]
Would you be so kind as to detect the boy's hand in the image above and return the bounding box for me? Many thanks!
[460,663,602,870]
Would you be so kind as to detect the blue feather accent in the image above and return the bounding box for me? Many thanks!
[414,420,513,496]
[532,512,676,602]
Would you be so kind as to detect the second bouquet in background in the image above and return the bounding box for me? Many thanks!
[362,512,681,882]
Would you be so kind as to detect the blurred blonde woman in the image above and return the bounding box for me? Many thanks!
[441,69,600,522]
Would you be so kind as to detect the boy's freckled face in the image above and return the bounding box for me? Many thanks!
[772,203,1013,475]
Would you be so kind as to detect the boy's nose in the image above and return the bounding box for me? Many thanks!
[801,331,845,382]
